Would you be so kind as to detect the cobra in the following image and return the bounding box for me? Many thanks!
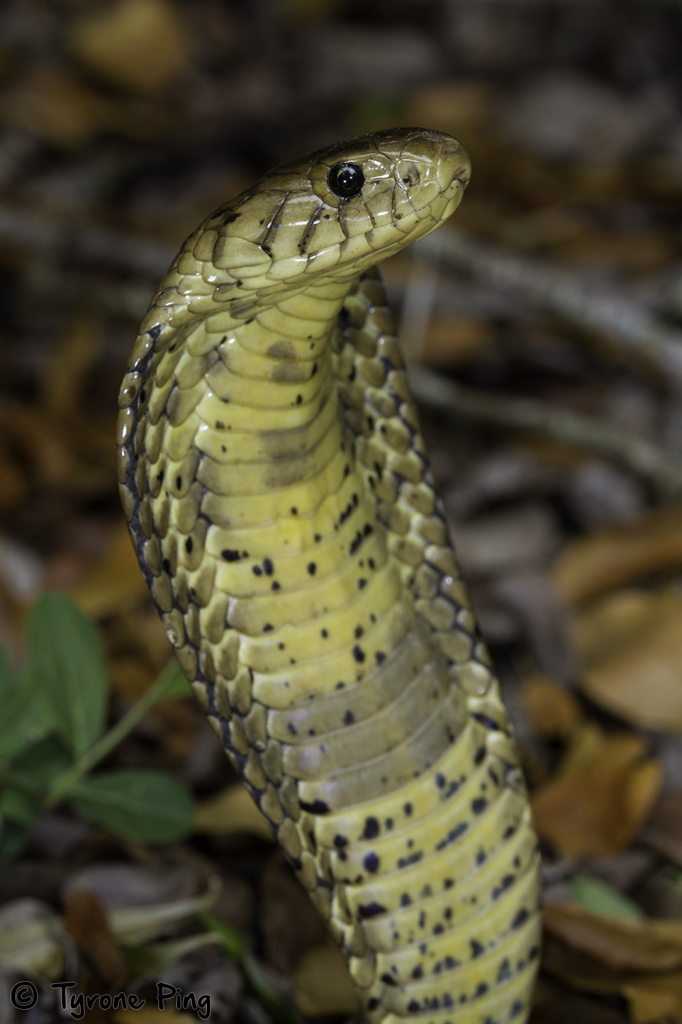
[117,128,541,1024]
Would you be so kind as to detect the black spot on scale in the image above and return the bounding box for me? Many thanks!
[308,830,317,854]
[354,625,363,639]
[364,852,379,873]
[296,394,302,405]
[349,531,363,555]
[472,712,500,730]
[358,578,367,589]
[511,908,528,930]
[375,651,385,665]
[314,534,321,542]
[474,745,486,765]
[432,923,444,935]
[475,983,488,998]
[352,645,365,663]
[366,999,379,1012]
[358,902,386,919]
[470,939,484,958]
[163,558,171,573]
[436,822,467,851]
[472,797,487,814]
[222,549,241,561]
[343,710,354,725]
[252,565,262,576]
[176,475,182,489]
[408,1001,419,1013]
[333,834,348,848]
[362,817,380,840]
[224,212,241,224]
[263,624,273,632]
[299,799,329,814]
[263,558,274,575]
[185,537,193,553]
[321,629,328,638]
[400,893,411,907]
[307,562,316,576]
[404,802,412,815]
[272,581,280,590]
[497,958,512,984]
[435,773,446,789]
[476,848,487,865]
[411,965,423,980]
[510,1001,525,1019]
[380,974,397,987]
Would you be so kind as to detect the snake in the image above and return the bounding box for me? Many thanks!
[117,127,541,1024]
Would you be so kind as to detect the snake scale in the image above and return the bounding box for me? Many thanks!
[117,128,541,1024]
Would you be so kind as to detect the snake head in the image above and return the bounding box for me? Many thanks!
[207,128,470,286]
[139,128,471,337]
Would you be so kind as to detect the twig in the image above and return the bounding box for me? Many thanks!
[408,364,682,496]
[0,204,174,277]
[413,229,682,381]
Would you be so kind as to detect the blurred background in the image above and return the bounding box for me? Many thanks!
[3,2,682,1022]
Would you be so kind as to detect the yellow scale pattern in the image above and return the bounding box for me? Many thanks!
[117,128,541,1024]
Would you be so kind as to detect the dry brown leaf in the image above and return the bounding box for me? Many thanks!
[422,313,494,366]
[552,501,682,605]
[573,588,655,667]
[294,941,359,1016]
[575,587,682,733]
[66,520,148,618]
[69,0,192,97]
[40,313,103,417]
[63,889,128,989]
[543,903,682,972]
[193,784,273,841]
[639,791,682,870]
[113,1011,197,1024]
[622,984,682,1024]
[531,730,661,857]
[557,229,676,273]
[519,673,582,739]
[0,71,113,148]
[403,80,498,143]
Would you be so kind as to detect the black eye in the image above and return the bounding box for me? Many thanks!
[327,162,365,199]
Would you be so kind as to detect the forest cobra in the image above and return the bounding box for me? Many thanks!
[117,128,541,1024]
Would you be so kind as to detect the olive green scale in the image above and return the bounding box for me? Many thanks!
[117,128,540,1024]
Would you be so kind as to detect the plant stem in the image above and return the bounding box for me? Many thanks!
[45,660,182,806]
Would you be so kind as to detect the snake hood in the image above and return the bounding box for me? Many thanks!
[119,127,540,1024]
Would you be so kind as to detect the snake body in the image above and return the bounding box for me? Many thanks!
[117,128,540,1024]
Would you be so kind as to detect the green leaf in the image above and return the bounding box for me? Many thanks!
[0,643,13,690]
[0,820,30,859]
[0,667,61,763]
[28,593,107,755]
[0,785,41,826]
[8,735,73,794]
[570,874,645,921]
[155,659,192,700]
[70,770,194,843]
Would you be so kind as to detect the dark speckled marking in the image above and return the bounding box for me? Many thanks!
[363,816,380,840]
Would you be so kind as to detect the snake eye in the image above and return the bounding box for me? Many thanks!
[327,162,365,199]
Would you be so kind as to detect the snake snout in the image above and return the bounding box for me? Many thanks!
[435,135,472,193]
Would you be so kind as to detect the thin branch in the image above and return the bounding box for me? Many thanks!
[408,364,682,496]
[413,229,682,382]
